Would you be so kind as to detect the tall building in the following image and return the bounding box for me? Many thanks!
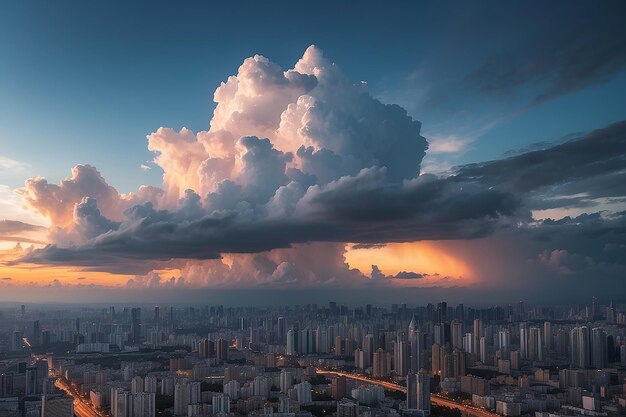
[450,320,463,350]
[519,324,529,360]
[277,317,286,344]
[373,348,391,378]
[295,381,312,404]
[286,330,296,355]
[331,376,347,400]
[591,327,607,369]
[223,380,240,400]
[33,320,41,346]
[394,338,408,376]
[408,316,422,373]
[570,326,591,368]
[543,321,552,351]
[174,380,200,415]
[130,308,142,343]
[528,327,543,361]
[216,339,229,361]
[406,372,430,414]
[279,370,293,393]
[473,319,482,358]
[212,394,230,415]
[498,329,510,360]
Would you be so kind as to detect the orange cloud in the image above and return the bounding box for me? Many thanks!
[344,241,475,286]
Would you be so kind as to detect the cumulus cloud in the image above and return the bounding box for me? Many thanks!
[17,46,519,277]
[14,46,626,296]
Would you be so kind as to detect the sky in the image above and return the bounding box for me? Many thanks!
[1,1,626,304]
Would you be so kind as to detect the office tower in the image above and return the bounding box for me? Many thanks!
[363,333,374,368]
[299,328,316,354]
[286,329,296,355]
[373,348,391,378]
[479,337,487,363]
[295,381,312,404]
[212,394,230,415]
[33,320,41,346]
[498,329,511,360]
[543,322,552,351]
[131,308,141,343]
[463,332,473,354]
[316,326,329,353]
[331,376,347,400]
[277,317,286,344]
[520,324,529,360]
[591,328,607,368]
[153,306,160,324]
[436,302,447,324]
[528,327,543,361]
[451,320,463,350]
[431,343,442,375]
[406,372,430,414]
[570,326,591,368]
[452,348,466,378]
[42,395,74,417]
[279,370,293,393]
[408,316,422,373]
[216,338,229,361]
[473,319,482,358]
[406,373,417,409]
[354,348,365,369]
[394,339,408,376]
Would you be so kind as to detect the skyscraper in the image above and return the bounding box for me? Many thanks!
[591,327,607,369]
[408,316,422,373]
[406,372,431,414]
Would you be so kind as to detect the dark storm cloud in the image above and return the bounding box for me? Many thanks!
[393,271,424,280]
[454,120,626,194]
[464,8,626,106]
[19,171,519,267]
[20,119,626,271]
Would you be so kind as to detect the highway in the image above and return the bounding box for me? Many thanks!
[55,378,106,417]
[316,369,499,417]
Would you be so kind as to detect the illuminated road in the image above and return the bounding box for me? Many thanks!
[55,378,106,417]
[316,369,499,417]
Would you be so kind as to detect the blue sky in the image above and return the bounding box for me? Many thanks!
[2,1,626,192]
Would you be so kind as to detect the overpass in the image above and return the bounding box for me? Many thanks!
[316,369,499,417]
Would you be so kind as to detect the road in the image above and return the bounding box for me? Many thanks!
[316,369,499,417]
[55,378,106,417]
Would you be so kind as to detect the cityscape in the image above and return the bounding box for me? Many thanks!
[0,299,625,417]
[2,2,626,417]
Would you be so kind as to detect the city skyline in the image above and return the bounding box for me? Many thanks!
[1,1,626,303]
